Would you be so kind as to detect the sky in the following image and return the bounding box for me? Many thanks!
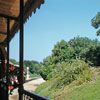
[10,0,100,62]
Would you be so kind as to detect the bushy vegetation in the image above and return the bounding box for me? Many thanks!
[91,12,100,36]
[35,68,100,100]
[41,37,100,80]
[23,60,42,76]
[10,59,19,65]
[51,60,92,89]
[36,37,100,100]
[85,46,100,66]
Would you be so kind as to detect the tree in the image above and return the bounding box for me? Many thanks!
[10,59,19,65]
[85,46,100,66]
[91,12,100,36]
[41,37,100,80]
[24,60,42,75]
[52,40,75,64]
[69,37,100,59]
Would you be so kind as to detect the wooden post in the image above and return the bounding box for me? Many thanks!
[19,0,24,100]
[6,18,10,100]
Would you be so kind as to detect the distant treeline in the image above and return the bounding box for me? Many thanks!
[10,59,42,76]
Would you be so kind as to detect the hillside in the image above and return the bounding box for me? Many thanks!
[35,67,100,100]
[34,37,100,100]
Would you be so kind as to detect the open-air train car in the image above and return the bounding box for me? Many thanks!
[0,0,50,100]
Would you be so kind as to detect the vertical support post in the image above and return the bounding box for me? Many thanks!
[19,0,24,100]
[6,18,10,100]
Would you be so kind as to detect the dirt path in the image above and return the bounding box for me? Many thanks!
[9,77,45,100]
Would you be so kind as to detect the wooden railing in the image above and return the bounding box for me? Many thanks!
[20,89,50,100]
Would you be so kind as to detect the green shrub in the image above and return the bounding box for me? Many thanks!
[51,60,92,89]
[40,64,55,80]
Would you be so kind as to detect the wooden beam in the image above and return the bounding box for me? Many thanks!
[0,42,6,46]
[0,13,18,21]
[0,31,7,35]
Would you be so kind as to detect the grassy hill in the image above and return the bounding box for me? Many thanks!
[35,67,100,100]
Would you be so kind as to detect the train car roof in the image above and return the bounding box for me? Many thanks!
[9,62,19,68]
[0,0,44,46]
[0,0,44,58]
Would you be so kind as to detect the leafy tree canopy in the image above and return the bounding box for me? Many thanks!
[10,59,19,65]
[41,37,100,80]
[91,12,100,36]
[24,60,42,75]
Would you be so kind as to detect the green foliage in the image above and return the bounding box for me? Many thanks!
[51,60,92,89]
[43,56,53,66]
[35,36,100,100]
[97,29,100,36]
[41,37,100,80]
[10,59,19,65]
[69,37,100,59]
[91,12,100,36]
[24,60,42,76]
[40,64,55,80]
[35,68,100,100]
[52,40,75,63]
[85,46,100,66]
[35,80,53,94]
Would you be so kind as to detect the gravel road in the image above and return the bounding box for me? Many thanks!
[9,77,45,100]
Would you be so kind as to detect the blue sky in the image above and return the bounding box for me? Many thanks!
[10,0,100,62]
